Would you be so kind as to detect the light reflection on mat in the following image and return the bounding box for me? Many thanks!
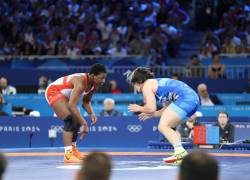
[56,161,177,171]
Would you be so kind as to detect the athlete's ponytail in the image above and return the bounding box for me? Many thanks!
[124,67,154,84]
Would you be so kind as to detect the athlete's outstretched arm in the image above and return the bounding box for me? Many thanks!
[68,76,88,129]
[82,91,97,125]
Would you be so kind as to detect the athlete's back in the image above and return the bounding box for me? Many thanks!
[155,78,199,107]
[45,73,94,106]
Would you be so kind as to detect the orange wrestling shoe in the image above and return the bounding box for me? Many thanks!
[64,150,81,164]
[72,145,84,160]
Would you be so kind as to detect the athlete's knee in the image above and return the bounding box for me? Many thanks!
[158,122,172,133]
[63,115,80,132]
[158,123,164,133]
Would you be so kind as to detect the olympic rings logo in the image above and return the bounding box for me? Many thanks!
[50,125,64,133]
[127,125,142,133]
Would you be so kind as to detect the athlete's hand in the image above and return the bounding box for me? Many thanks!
[90,113,97,125]
[79,123,88,139]
[128,104,142,112]
[138,113,153,121]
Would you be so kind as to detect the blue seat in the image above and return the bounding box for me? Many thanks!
[225,68,246,79]
[0,103,12,116]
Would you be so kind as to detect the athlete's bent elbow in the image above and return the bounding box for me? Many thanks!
[68,105,77,112]
[147,107,156,114]
[147,110,155,114]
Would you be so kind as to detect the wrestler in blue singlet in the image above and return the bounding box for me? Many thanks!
[155,78,200,120]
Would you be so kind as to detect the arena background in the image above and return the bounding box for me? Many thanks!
[0,0,250,180]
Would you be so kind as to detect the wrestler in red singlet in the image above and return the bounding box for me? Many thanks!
[45,63,107,163]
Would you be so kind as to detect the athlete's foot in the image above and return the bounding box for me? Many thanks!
[163,150,188,165]
[72,145,84,160]
[64,150,81,164]
[164,159,183,166]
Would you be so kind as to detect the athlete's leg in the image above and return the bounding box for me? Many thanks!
[71,120,81,144]
[71,123,84,159]
[158,106,187,164]
[72,131,78,145]
[52,97,73,147]
[52,97,83,160]
[52,97,82,163]
[158,106,182,146]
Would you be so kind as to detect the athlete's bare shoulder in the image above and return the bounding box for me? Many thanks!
[69,75,85,90]
[144,79,157,92]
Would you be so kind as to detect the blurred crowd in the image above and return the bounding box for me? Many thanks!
[0,0,190,64]
[200,0,250,57]
[0,0,249,61]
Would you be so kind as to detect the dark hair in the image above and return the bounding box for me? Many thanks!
[180,151,218,180]
[171,73,179,79]
[191,54,198,59]
[212,51,220,59]
[80,152,111,180]
[89,63,107,75]
[0,153,7,179]
[126,67,154,84]
[218,111,229,118]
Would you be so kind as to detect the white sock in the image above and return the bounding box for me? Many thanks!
[72,142,77,147]
[64,146,72,152]
[173,142,182,148]
[173,142,185,152]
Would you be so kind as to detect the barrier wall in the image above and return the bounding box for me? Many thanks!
[179,78,249,93]
[0,57,147,69]
[0,117,249,148]
[198,105,250,117]
[201,57,250,66]
[2,94,141,116]
[217,93,250,104]
[2,94,250,117]
[0,68,249,93]
[167,56,250,66]
[0,117,159,148]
